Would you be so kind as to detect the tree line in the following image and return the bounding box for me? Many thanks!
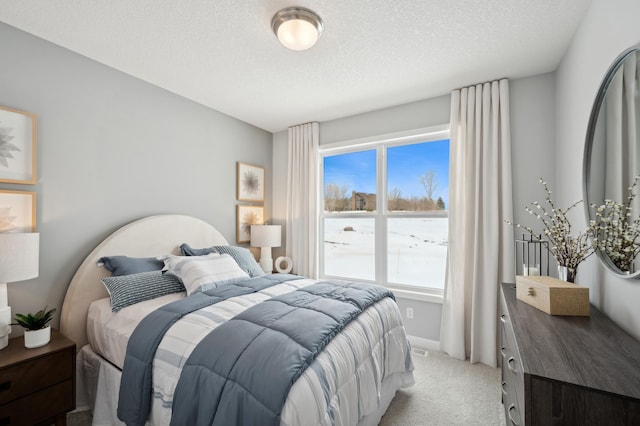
[324,170,446,212]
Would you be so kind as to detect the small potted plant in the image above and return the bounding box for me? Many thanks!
[12,306,56,348]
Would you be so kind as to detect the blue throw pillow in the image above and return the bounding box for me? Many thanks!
[180,244,265,277]
[98,255,165,276]
[101,270,185,312]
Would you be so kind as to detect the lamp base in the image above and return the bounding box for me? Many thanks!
[0,326,9,350]
[0,305,11,350]
[259,247,274,274]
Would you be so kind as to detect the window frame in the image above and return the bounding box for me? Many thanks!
[318,124,450,302]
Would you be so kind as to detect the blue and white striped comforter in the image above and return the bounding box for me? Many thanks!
[138,276,414,425]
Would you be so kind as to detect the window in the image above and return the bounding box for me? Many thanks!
[319,126,450,296]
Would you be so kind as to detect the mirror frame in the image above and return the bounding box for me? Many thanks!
[583,44,640,279]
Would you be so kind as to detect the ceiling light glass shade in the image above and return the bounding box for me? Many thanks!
[272,7,324,51]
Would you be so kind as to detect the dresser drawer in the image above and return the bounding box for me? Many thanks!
[501,295,525,426]
[501,361,522,426]
[501,343,524,424]
[501,305,524,393]
[0,379,73,425]
[0,347,73,404]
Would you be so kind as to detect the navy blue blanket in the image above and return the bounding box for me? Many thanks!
[170,281,394,426]
[117,274,302,426]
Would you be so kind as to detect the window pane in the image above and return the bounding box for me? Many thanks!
[324,218,375,280]
[387,216,448,289]
[387,140,449,212]
[323,150,376,212]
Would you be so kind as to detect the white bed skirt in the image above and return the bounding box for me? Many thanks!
[76,344,414,426]
[77,344,127,425]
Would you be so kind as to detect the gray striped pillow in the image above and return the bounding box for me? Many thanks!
[162,253,250,295]
[101,270,185,312]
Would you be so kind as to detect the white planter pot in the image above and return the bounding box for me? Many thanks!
[24,325,51,348]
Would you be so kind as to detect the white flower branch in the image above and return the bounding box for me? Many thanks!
[590,175,640,272]
[505,178,594,271]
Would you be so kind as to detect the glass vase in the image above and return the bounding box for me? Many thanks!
[557,265,577,283]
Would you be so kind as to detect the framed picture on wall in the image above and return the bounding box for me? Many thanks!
[0,106,37,184]
[237,162,264,202]
[236,205,264,243]
[0,189,36,232]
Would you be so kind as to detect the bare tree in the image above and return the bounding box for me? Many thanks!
[324,183,350,211]
[420,170,438,201]
[388,187,403,211]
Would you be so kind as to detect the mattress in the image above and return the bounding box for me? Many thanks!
[87,293,185,369]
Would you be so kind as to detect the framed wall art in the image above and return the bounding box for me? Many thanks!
[0,189,36,232]
[0,106,37,184]
[236,205,264,243]
[237,162,264,202]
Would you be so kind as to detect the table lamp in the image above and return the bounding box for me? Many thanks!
[0,232,40,349]
[250,225,281,273]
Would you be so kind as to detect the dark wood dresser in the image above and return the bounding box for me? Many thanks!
[0,329,75,425]
[500,283,640,425]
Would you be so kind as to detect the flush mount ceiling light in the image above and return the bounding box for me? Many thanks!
[271,7,324,51]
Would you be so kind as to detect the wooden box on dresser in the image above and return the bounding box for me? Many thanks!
[500,283,640,426]
[0,329,75,426]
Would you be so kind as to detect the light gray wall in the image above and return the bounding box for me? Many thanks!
[510,73,557,237]
[272,74,557,341]
[319,96,451,145]
[0,23,272,334]
[555,0,640,340]
[271,130,288,261]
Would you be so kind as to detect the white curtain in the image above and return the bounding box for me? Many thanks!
[440,79,514,367]
[286,122,319,278]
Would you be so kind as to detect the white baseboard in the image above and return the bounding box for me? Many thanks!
[407,335,440,352]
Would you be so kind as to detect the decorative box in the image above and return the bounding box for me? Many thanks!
[515,275,590,316]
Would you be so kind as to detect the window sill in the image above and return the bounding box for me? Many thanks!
[319,274,444,304]
[388,287,444,304]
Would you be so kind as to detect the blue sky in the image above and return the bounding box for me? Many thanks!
[323,139,450,205]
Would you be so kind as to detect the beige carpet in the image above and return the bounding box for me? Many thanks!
[380,350,506,426]
[69,351,505,425]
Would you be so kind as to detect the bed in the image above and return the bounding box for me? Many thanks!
[60,214,414,425]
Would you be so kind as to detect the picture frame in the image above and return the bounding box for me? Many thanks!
[0,189,36,232]
[236,205,264,243]
[237,162,265,202]
[0,106,37,184]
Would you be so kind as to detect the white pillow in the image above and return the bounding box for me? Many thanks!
[161,253,250,295]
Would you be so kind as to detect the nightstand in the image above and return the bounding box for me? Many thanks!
[0,329,75,425]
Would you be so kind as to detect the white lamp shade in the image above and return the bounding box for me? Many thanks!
[250,225,281,248]
[0,233,40,283]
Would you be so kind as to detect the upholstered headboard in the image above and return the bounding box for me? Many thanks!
[59,214,228,350]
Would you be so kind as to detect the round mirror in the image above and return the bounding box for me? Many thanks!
[584,45,640,278]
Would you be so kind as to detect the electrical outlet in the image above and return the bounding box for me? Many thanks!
[406,307,414,319]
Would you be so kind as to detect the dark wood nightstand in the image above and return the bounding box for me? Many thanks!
[0,329,76,426]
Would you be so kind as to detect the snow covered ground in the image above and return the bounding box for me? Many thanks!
[323,217,448,289]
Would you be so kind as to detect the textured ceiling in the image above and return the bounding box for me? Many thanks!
[0,0,591,133]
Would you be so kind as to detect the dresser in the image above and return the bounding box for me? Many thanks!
[0,329,75,425]
[500,283,640,425]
